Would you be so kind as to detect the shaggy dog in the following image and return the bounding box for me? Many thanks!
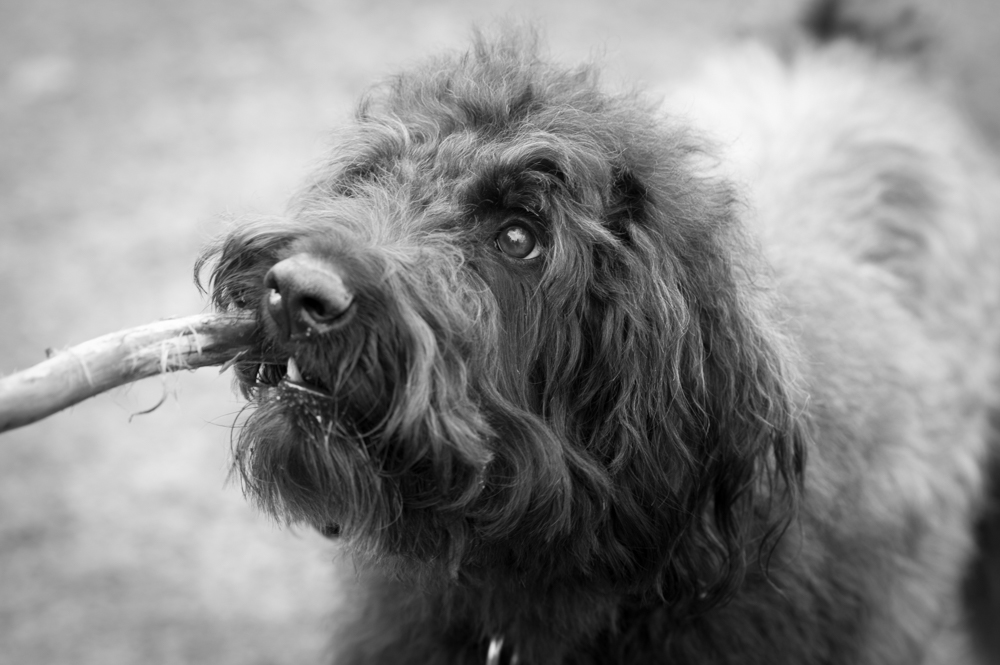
[199,4,1000,663]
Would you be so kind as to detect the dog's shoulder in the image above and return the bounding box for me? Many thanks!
[662,14,1000,319]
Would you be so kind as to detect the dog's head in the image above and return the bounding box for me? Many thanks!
[198,30,805,611]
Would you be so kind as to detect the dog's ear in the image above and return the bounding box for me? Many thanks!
[563,161,807,609]
[604,165,647,245]
[673,263,808,609]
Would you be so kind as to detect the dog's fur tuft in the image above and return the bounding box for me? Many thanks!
[198,12,1000,665]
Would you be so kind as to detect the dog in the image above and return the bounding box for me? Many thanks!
[197,3,1000,663]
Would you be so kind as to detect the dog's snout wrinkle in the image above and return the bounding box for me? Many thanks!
[264,254,354,340]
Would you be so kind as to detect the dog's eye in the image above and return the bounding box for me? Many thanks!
[496,224,541,260]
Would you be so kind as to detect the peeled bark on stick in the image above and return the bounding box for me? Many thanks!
[0,313,256,434]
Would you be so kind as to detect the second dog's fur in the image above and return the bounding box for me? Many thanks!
[201,7,1000,664]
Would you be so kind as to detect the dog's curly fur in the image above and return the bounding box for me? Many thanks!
[198,6,1000,664]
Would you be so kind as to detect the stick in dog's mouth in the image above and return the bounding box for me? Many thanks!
[0,313,257,434]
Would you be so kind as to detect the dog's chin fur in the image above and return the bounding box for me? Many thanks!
[198,9,1000,665]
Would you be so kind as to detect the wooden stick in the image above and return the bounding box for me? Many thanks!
[0,313,257,434]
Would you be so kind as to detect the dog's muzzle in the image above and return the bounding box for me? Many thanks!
[264,253,354,341]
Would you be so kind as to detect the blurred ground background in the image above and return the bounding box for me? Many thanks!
[0,0,998,663]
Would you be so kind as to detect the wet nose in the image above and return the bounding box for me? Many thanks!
[264,254,354,340]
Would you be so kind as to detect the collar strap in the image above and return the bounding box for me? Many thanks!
[486,636,521,665]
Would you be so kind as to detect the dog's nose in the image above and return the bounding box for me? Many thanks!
[264,254,354,340]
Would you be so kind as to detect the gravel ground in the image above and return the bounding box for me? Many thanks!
[1,1,997,663]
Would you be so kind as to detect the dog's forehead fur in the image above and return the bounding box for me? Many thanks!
[295,32,700,257]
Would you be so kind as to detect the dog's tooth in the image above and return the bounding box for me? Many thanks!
[287,357,303,383]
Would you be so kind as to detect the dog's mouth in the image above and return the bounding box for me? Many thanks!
[281,357,330,397]
[236,351,333,399]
